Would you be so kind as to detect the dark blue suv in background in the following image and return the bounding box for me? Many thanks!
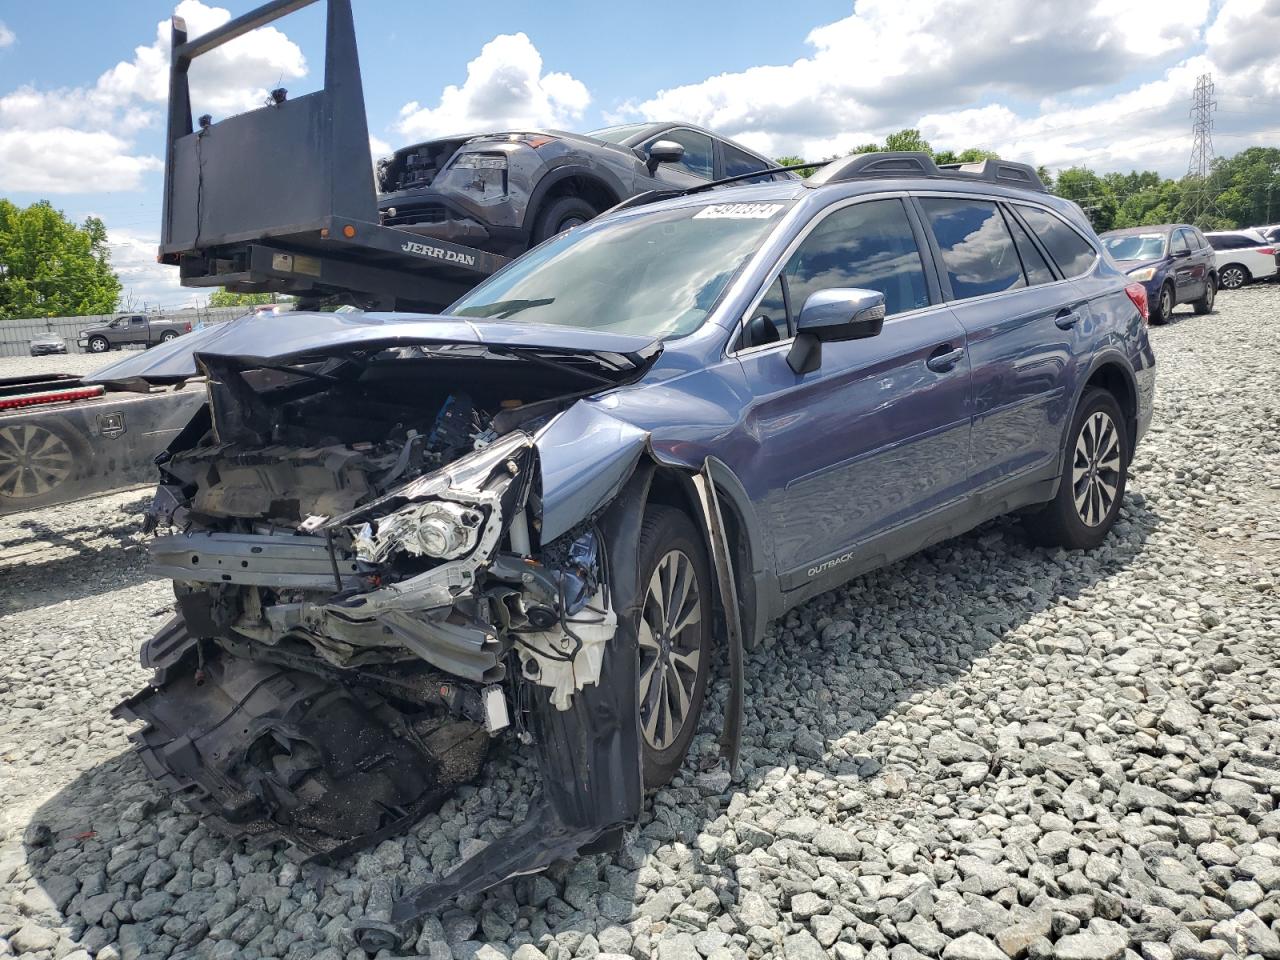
[1100,223,1217,323]
[98,152,1156,940]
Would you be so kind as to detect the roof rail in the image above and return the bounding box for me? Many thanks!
[809,151,1046,193]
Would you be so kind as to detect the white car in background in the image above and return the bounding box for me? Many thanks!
[1205,228,1279,289]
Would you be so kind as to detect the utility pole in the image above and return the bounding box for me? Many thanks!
[1186,73,1218,225]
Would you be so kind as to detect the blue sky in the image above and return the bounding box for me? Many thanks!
[1,0,1277,308]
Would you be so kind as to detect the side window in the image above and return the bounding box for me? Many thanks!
[1170,230,1190,255]
[1207,235,1229,250]
[722,144,771,183]
[1003,207,1056,286]
[131,317,146,325]
[920,197,1026,299]
[785,198,930,319]
[1192,228,1209,249]
[1015,205,1099,277]
[647,129,713,179]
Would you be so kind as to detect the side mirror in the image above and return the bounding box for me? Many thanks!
[1172,248,1191,259]
[645,139,685,175]
[787,288,885,374]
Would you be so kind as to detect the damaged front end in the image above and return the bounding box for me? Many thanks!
[114,333,661,948]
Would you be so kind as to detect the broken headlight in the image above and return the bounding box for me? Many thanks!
[452,153,507,170]
[355,500,487,563]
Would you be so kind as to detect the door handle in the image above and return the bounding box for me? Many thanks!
[926,345,965,373]
[1055,308,1081,329]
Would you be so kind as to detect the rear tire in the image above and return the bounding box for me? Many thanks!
[1218,264,1249,290]
[1023,388,1129,551]
[160,331,179,342]
[634,505,711,790]
[532,196,598,244]
[1149,282,1174,324]
[1192,274,1216,314]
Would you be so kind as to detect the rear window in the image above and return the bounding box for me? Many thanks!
[1016,205,1097,277]
[1208,233,1251,250]
[920,197,1025,299]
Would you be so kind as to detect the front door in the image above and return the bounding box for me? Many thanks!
[729,197,973,580]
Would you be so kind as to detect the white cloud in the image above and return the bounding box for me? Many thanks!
[106,229,197,310]
[616,0,1278,177]
[0,128,162,193]
[0,1,307,194]
[0,21,15,49]
[396,33,589,140]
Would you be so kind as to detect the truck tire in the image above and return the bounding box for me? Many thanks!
[160,331,179,343]
[532,196,598,244]
[0,417,89,512]
[88,336,110,353]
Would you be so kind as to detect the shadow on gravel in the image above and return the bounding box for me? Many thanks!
[0,497,153,616]
[20,494,1159,956]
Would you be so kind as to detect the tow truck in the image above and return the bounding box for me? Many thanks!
[0,0,511,517]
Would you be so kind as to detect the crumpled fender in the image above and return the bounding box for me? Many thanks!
[535,401,650,542]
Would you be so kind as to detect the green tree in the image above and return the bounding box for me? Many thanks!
[208,289,279,308]
[883,129,932,154]
[773,155,819,177]
[0,200,121,319]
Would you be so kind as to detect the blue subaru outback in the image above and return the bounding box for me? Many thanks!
[97,152,1155,945]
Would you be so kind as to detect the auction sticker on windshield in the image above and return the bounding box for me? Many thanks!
[693,203,786,220]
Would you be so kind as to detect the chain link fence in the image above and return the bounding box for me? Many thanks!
[0,306,252,358]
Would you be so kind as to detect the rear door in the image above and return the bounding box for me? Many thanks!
[1167,228,1200,302]
[730,196,973,580]
[916,195,1090,494]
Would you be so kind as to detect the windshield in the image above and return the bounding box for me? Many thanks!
[1103,233,1166,260]
[587,123,651,144]
[450,200,793,339]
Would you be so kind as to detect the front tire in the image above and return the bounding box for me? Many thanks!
[1023,388,1129,551]
[1192,274,1216,314]
[635,506,711,789]
[532,196,598,244]
[1150,282,1174,324]
[1218,264,1249,290]
[87,336,110,353]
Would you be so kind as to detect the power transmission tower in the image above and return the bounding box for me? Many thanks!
[1186,73,1218,225]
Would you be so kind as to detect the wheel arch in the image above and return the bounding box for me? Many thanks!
[1079,354,1139,458]
[527,166,623,229]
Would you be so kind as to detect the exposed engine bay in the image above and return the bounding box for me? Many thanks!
[113,338,672,946]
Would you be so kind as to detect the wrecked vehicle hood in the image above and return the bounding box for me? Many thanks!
[83,310,662,387]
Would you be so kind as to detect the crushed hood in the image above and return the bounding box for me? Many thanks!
[84,311,662,387]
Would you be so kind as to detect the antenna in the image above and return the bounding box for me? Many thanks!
[1186,73,1218,225]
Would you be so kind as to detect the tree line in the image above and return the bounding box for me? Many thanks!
[778,130,1280,233]
[3,132,1277,320]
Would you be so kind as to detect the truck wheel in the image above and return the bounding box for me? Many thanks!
[88,336,110,353]
[532,196,598,244]
[635,505,711,789]
[1023,388,1129,551]
[160,331,179,343]
[0,419,86,510]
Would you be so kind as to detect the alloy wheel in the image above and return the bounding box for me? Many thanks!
[1071,410,1121,527]
[89,338,108,353]
[1220,266,1245,290]
[0,424,74,499]
[1205,279,1216,309]
[1160,287,1174,319]
[637,548,702,751]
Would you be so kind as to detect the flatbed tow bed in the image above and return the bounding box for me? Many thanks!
[0,373,204,515]
[2,0,510,517]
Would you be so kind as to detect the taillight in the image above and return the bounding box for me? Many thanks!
[1257,247,1275,255]
[1125,282,1149,324]
[185,321,192,332]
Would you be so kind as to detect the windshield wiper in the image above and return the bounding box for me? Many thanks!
[457,297,556,320]
[487,346,614,386]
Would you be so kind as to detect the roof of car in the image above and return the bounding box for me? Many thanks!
[1206,227,1266,240]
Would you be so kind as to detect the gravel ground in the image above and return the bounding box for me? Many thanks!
[0,353,125,381]
[2,287,1278,960]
